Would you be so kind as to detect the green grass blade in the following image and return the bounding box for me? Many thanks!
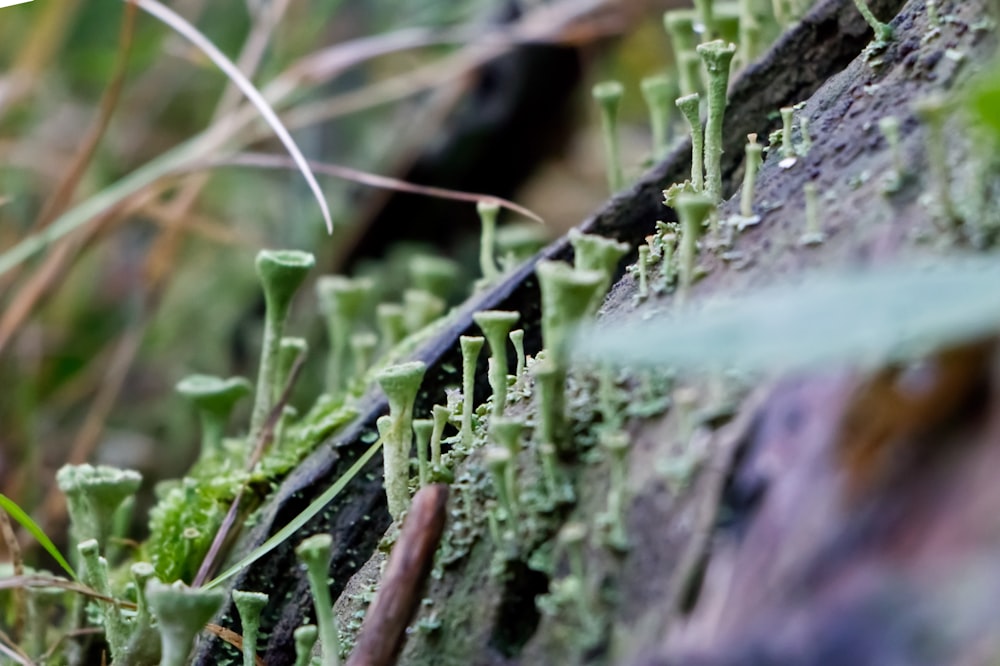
[574,256,1000,372]
[131,0,333,234]
[204,437,382,590]
[0,128,215,277]
[0,493,77,580]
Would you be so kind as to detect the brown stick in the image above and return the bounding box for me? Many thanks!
[0,510,25,643]
[346,484,449,666]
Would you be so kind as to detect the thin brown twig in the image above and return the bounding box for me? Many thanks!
[33,2,137,230]
[0,0,83,118]
[214,0,292,117]
[0,229,90,357]
[39,628,103,664]
[204,624,266,666]
[259,0,621,119]
[140,0,291,290]
[0,183,157,357]
[140,203,264,248]
[191,349,307,588]
[347,484,449,666]
[664,387,769,628]
[197,152,545,223]
[0,574,134,608]
[39,301,156,533]
[0,627,33,666]
[272,3,624,137]
[0,509,26,642]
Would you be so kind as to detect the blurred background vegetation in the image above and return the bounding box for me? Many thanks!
[0,0,675,551]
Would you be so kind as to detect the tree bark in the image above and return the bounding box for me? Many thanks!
[192,0,1000,663]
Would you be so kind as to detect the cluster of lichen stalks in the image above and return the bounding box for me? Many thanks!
[35,197,629,665]
[16,0,928,663]
[617,0,985,321]
[597,0,775,310]
[28,204,553,666]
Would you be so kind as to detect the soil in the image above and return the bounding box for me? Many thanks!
[194,0,1000,664]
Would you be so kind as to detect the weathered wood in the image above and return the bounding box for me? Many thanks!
[346,485,449,666]
[193,0,908,662]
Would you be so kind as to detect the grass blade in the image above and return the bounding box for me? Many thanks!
[200,152,545,222]
[129,0,333,234]
[0,493,76,580]
[574,257,1000,372]
[204,436,382,590]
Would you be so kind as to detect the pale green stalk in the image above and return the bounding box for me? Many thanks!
[592,81,626,193]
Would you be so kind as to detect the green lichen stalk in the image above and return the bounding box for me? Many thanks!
[250,250,315,441]
[664,11,697,67]
[413,419,433,487]
[477,201,501,282]
[674,192,715,304]
[772,0,790,25]
[274,405,298,451]
[510,329,526,380]
[680,50,705,98]
[853,0,894,43]
[409,254,459,301]
[78,539,129,657]
[741,133,764,218]
[539,441,572,505]
[659,230,679,291]
[531,358,560,452]
[780,106,796,159]
[799,181,826,246]
[927,0,940,26]
[485,446,515,522]
[276,337,308,397]
[693,0,715,40]
[350,331,378,381]
[473,310,520,418]
[569,230,630,313]
[536,262,605,373]
[459,335,485,449]
[233,590,269,666]
[176,375,252,459]
[146,581,225,666]
[556,522,599,634]
[676,93,705,191]
[636,245,651,300]
[738,0,762,66]
[376,303,407,354]
[879,116,905,192]
[592,80,626,193]
[122,562,160,665]
[641,75,677,159]
[403,289,446,333]
[491,417,524,515]
[598,364,622,429]
[697,39,737,205]
[599,430,631,551]
[296,534,341,666]
[26,585,62,660]
[914,95,961,229]
[799,114,813,154]
[535,262,605,453]
[376,361,428,521]
[57,464,142,551]
[528,367,575,495]
[663,9,701,95]
[294,625,318,666]
[431,404,451,479]
[316,276,373,396]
